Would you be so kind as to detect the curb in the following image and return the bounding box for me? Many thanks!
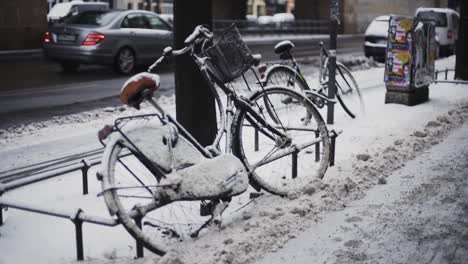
[0,49,45,62]
[244,33,363,45]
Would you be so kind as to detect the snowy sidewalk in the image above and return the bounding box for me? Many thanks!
[256,122,468,264]
[1,57,468,264]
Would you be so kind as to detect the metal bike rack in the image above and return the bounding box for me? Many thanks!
[0,124,342,261]
[251,125,341,168]
[434,68,468,84]
[0,154,145,261]
[0,197,119,260]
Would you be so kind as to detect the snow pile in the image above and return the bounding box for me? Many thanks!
[339,55,383,71]
[300,55,382,72]
[256,122,468,264]
[151,104,468,264]
[0,95,175,146]
[352,110,467,187]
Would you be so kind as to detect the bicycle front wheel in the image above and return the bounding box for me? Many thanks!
[100,133,211,255]
[323,62,364,118]
[231,86,330,196]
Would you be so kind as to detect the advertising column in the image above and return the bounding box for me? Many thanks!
[384,15,433,106]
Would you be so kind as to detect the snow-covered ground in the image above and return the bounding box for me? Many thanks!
[1,56,468,264]
[257,122,468,264]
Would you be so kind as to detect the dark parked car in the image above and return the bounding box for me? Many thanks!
[43,10,173,74]
[364,15,390,62]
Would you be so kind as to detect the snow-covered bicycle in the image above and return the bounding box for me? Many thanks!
[97,25,332,255]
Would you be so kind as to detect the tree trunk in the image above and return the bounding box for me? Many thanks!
[173,0,217,147]
[455,0,468,80]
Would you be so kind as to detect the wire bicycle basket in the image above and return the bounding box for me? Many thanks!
[201,24,255,83]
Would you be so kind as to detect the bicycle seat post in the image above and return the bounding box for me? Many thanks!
[145,93,167,118]
[290,51,299,70]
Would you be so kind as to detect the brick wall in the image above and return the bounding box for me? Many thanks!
[0,0,48,50]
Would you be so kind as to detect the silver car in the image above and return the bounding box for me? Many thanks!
[43,10,173,74]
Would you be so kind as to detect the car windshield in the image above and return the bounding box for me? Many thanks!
[417,11,447,27]
[64,11,120,26]
[366,19,389,36]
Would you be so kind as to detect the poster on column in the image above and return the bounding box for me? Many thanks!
[413,18,436,88]
[384,16,413,90]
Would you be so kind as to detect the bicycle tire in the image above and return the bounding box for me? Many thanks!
[100,129,212,255]
[231,86,330,196]
[264,65,312,123]
[322,62,364,118]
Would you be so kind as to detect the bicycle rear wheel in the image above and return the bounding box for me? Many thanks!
[323,62,364,118]
[231,86,330,196]
[265,65,309,92]
[100,132,211,255]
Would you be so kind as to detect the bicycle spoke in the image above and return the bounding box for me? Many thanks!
[233,87,330,195]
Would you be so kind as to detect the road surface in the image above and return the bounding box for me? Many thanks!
[0,35,363,116]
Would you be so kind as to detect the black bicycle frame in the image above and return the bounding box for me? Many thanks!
[110,32,313,186]
[192,53,289,143]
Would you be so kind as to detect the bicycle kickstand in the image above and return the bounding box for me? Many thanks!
[191,200,229,238]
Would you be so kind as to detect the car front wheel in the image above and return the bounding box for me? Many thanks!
[114,48,135,75]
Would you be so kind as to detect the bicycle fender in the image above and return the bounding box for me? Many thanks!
[260,64,299,85]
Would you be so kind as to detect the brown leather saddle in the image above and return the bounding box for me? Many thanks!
[120,72,161,107]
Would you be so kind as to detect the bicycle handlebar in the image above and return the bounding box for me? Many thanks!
[147,45,192,72]
[184,25,213,45]
[148,26,213,72]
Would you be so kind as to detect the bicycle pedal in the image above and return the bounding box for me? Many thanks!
[249,192,264,199]
[200,201,215,216]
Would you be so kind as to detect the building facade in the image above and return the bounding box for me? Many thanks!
[124,0,173,13]
[1,0,48,50]
[2,0,457,50]
[247,0,266,17]
[342,0,450,33]
[47,0,173,13]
